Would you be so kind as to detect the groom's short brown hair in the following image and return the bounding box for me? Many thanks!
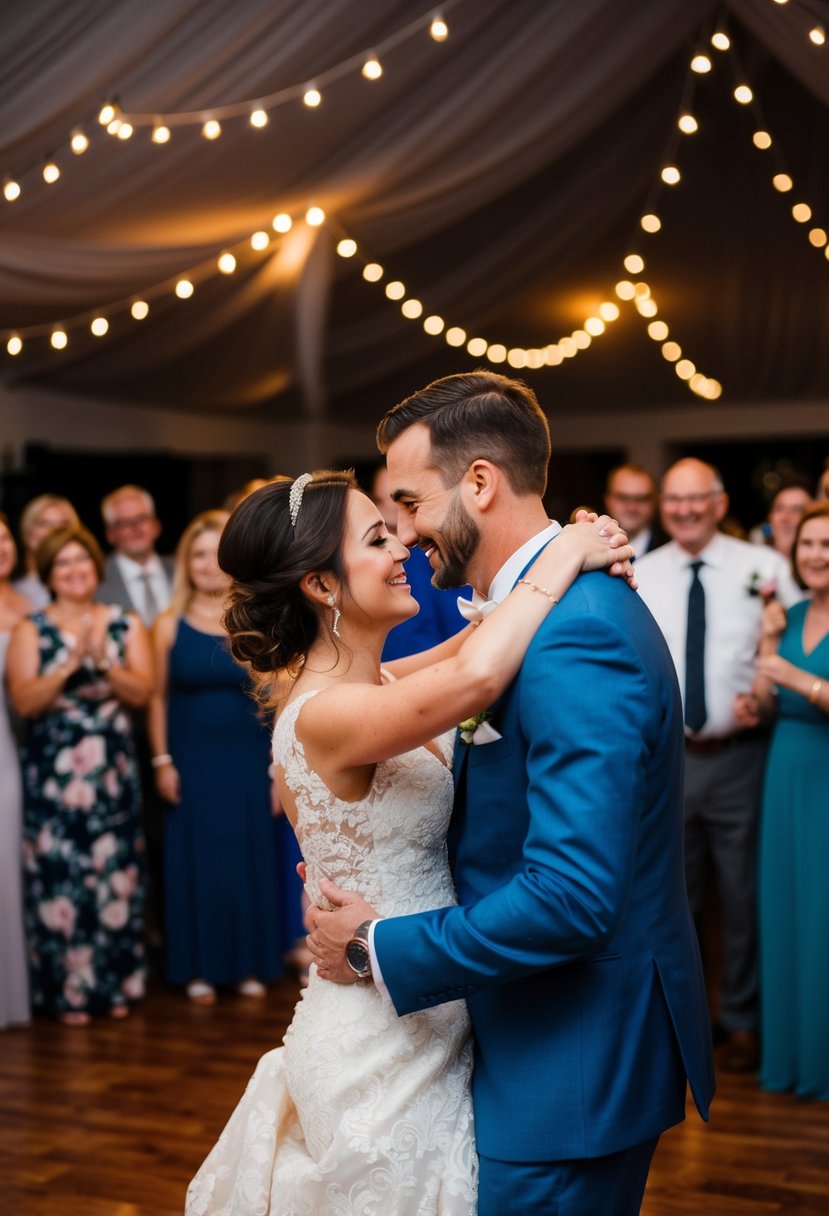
[376,371,551,496]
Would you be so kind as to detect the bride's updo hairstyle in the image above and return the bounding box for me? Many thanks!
[219,470,356,678]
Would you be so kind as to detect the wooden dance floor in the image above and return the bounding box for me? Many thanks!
[2,977,828,1215]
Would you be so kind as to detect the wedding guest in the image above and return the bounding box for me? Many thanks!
[0,514,31,1029]
[750,503,829,1100]
[6,526,152,1025]
[635,458,800,1073]
[98,485,172,626]
[604,463,666,558]
[752,478,812,561]
[148,511,287,1004]
[13,494,80,611]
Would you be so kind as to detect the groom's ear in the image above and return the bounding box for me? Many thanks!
[462,458,499,513]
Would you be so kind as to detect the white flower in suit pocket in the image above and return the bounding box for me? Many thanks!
[458,711,502,745]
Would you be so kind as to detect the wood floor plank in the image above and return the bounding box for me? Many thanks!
[1,977,828,1215]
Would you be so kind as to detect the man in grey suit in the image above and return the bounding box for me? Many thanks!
[97,484,173,625]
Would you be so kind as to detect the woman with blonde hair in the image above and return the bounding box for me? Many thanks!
[148,510,287,1004]
[13,494,80,610]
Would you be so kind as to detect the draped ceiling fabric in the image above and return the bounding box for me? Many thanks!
[1,0,828,425]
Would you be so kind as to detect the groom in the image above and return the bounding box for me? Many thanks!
[309,371,715,1215]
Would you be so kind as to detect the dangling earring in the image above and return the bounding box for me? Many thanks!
[327,594,341,638]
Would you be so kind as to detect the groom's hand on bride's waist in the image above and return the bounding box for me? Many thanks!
[306,879,379,984]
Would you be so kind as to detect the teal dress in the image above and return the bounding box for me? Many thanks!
[758,599,829,1100]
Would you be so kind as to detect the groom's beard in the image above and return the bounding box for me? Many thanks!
[428,493,480,590]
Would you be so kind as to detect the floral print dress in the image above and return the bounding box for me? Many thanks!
[21,608,145,1017]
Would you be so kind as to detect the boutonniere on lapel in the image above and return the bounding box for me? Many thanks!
[746,572,777,602]
[458,711,503,746]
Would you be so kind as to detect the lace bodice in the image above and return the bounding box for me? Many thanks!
[273,688,458,918]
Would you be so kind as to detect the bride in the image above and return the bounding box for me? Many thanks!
[185,470,632,1216]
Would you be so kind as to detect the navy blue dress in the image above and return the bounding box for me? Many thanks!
[164,620,292,986]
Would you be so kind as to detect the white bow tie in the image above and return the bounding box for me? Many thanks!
[456,594,498,624]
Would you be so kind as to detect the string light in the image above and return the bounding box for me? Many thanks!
[733,84,753,104]
[640,213,662,233]
[303,87,322,108]
[217,252,237,273]
[42,161,60,184]
[690,54,712,73]
[445,326,466,346]
[272,213,293,233]
[249,108,269,128]
[711,31,730,51]
[336,238,358,257]
[50,329,68,349]
[362,55,383,80]
[7,336,22,356]
[152,123,171,144]
[250,231,270,250]
[772,173,793,192]
[201,119,221,140]
[678,113,699,134]
[70,129,89,154]
[116,122,134,140]
[98,101,119,126]
[175,279,194,298]
[423,314,444,334]
[305,206,325,226]
[385,280,406,300]
[623,254,644,274]
[661,166,681,185]
[90,316,109,337]
[3,178,21,202]
[130,301,149,320]
[363,263,384,282]
[753,130,772,149]
[430,15,449,41]
[808,26,825,47]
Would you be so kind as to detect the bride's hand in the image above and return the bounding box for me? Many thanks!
[557,513,637,587]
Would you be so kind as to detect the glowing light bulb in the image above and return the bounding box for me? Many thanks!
[217,252,237,274]
[152,123,171,144]
[624,254,645,274]
[705,379,722,399]
[336,239,357,258]
[107,118,122,136]
[571,330,591,350]
[7,335,22,356]
[487,343,507,363]
[690,54,712,73]
[363,263,383,282]
[430,16,449,41]
[598,302,620,321]
[733,85,753,105]
[634,282,651,299]
[545,345,563,366]
[90,316,109,337]
[507,348,528,368]
[70,128,89,154]
[423,315,444,335]
[98,102,118,125]
[51,329,68,349]
[175,279,194,299]
[689,373,708,394]
[4,178,21,202]
[385,281,405,301]
[615,280,636,301]
[445,326,466,346]
[661,166,681,185]
[808,227,827,248]
[526,349,545,369]
[250,231,270,250]
[131,300,149,320]
[250,109,268,128]
[792,203,812,223]
[272,213,293,233]
[636,297,658,318]
[202,119,221,140]
[305,206,325,226]
[42,161,60,184]
[362,55,382,80]
[648,320,669,341]
[753,130,772,150]
[640,213,662,233]
[559,337,578,358]
[773,173,793,193]
[303,87,322,108]
[466,337,487,357]
[116,122,133,140]
[678,113,699,134]
[401,299,423,319]
[711,31,730,51]
[584,317,605,336]
[809,26,825,46]
[661,341,681,362]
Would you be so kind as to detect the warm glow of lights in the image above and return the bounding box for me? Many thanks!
[615,280,636,300]
[250,108,269,128]
[363,263,383,282]
[711,31,730,51]
[825,245,829,263]
[4,178,21,202]
[430,16,449,41]
[106,118,122,136]
[640,213,661,233]
[70,129,89,154]
[545,344,563,366]
[51,329,68,349]
[251,230,270,250]
[90,316,109,337]
[661,166,681,185]
[624,254,645,274]
[635,297,658,318]
[808,227,827,247]
[487,343,507,363]
[385,280,405,300]
[467,337,488,357]
[809,26,825,46]
[445,326,466,346]
[526,348,545,369]
[598,301,620,321]
[571,330,591,350]
[423,315,445,335]
[7,336,22,356]
[792,203,812,223]
[678,113,699,134]
[773,173,793,193]
[559,336,578,358]
[202,119,221,140]
[584,316,605,336]
[217,252,237,274]
[634,282,651,299]
[42,161,60,184]
[336,238,357,257]
[272,213,293,233]
[703,379,722,399]
[753,130,772,150]
[648,320,669,341]
[305,206,325,226]
[690,54,712,73]
[675,359,696,380]
[362,55,382,80]
[733,85,753,105]
[661,341,681,362]
[152,123,171,144]
[401,298,423,319]
[98,102,117,125]
[507,348,528,368]
[131,300,149,320]
[303,87,322,107]
[175,279,194,299]
[116,122,133,140]
[690,373,708,394]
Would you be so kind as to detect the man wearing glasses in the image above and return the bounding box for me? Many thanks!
[636,458,800,1075]
[603,463,666,558]
[98,484,172,626]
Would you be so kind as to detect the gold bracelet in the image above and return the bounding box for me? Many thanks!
[808,678,823,704]
[517,578,559,606]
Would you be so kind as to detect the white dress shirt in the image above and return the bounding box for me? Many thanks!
[368,521,562,994]
[629,527,653,560]
[115,553,171,622]
[635,532,802,739]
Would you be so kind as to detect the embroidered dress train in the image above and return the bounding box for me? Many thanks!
[185,689,477,1216]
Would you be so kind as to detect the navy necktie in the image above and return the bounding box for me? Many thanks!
[684,560,707,733]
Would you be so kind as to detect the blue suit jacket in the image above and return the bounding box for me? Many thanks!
[374,567,715,1162]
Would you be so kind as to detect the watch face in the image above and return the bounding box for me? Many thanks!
[346,938,370,978]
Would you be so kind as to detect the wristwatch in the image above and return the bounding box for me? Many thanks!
[345,920,374,981]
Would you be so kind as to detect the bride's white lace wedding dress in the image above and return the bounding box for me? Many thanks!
[185,689,477,1216]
